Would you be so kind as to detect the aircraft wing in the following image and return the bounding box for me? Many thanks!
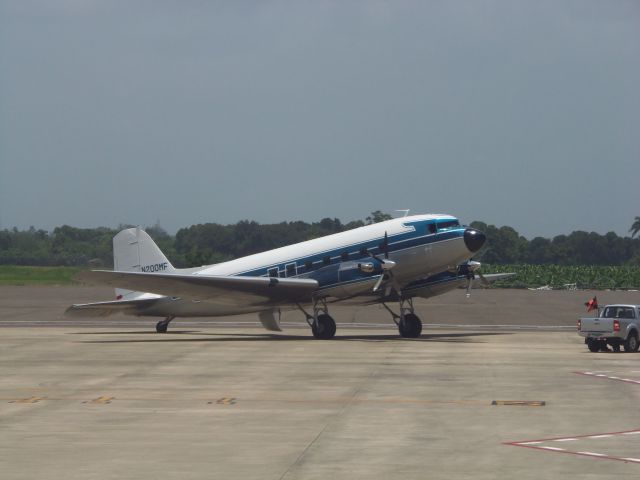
[75,270,318,307]
[475,273,517,284]
[65,297,162,317]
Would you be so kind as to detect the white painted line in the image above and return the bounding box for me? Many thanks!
[589,435,613,439]
[622,431,640,435]
[427,324,574,330]
[540,447,566,452]
[623,458,640,463]
[554,438,577,442]
[578,452,607,457]
[519,441,542,445]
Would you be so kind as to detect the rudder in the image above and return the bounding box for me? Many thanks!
[113,227,175,300]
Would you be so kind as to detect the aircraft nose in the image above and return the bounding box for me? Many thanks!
[463,228,486,253]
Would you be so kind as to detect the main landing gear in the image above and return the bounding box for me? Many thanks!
[155,316,175,333]
[298,299,336,339]
[383,298,423,338]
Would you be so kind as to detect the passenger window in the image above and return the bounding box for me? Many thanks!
[323,256,331,265]
[286,263,297,277]
[428,223,437,234]
[268,267,279,278]
[341,252,349,261]
[305,260,313,271]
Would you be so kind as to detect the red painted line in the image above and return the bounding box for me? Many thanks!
[505,428,640,445]
[503,372,640,465]
[574,371,640,385]
[505,428,640,465]
[505,442,640,465]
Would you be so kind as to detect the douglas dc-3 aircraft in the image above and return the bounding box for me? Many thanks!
[67,214,512,338]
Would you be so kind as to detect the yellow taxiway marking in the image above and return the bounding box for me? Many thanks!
[86,396,115,404]
[9,396,45,404]
[213,397,237,405]
[3,394,487,406]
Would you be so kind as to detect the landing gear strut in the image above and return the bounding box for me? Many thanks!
[156,316,175,333]
[298,299,336,339]
[383,298,422,338]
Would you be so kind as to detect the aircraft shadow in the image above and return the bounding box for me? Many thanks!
[77,331,510,344]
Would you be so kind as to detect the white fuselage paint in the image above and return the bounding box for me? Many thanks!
[137,214,475,317]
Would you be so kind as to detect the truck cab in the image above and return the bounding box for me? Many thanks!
[578,304,640,352]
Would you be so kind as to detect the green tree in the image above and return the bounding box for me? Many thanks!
[365,211,393,224]
[630,216,640,238]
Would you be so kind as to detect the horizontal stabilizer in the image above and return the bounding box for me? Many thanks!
[65,297,161,317]
[75,270,319,307]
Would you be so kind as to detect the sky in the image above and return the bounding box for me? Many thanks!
[1,0,639,239]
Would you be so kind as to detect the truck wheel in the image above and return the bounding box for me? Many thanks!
[587,339,599,352]
[623,332,639,353]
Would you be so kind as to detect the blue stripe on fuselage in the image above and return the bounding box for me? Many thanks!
[233,219,465,278]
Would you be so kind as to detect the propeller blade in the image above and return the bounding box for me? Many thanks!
[373,274,386,292]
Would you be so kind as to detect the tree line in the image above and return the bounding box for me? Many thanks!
[1,212,639,268]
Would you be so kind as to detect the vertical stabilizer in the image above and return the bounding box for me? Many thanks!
[112,227,175,299]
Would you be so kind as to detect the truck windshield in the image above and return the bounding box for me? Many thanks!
[602,307,635,319]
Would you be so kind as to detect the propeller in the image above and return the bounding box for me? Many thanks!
[463,260,489,297]
[370,231,401,295]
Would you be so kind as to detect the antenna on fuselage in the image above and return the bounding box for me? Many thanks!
[395,209,410,218]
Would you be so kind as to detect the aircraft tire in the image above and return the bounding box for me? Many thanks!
[312,314,336,339]
[399,313,422,338]
[156,321,169,333]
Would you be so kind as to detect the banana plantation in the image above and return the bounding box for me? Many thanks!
[481,264,640,290]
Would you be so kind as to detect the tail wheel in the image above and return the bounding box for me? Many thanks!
[155,316,175,333]
[312,314,336,339]
[156,321,169,333]
[399,313,422,338]
[624,332,639,352]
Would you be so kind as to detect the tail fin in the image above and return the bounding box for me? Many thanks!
[113,227,175,299]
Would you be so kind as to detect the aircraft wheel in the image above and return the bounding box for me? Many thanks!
[312,314,336,339]
[624,332,639,353]
[399,313,422,338]
[156,321,169,333]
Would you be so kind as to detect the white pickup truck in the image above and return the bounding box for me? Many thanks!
[578,304,640,353]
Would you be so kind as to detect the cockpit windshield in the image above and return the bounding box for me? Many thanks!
[436,219,460,231]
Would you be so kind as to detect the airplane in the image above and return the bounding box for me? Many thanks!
[66,214,513,338]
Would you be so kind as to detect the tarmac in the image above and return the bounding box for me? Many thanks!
[2,286,640,479]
